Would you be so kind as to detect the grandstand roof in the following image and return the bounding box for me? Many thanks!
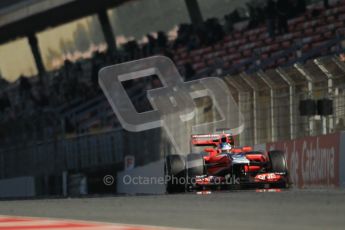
[0,0,129,44]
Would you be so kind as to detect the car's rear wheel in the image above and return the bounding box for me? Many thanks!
[165,154,185,193]
[186,153,205,176]
[185,153,205,191]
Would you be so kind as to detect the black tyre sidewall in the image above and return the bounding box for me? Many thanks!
[268,150,288,173]
[187,153,205,177]
[165,155,185,193]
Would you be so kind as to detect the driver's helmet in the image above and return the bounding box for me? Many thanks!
[219,142,232,153]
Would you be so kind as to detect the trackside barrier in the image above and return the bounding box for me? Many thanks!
[0,177,35,198]
[117,160,165,194]
[267,132,345,188]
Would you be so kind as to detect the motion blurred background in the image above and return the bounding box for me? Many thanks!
[0,0,344,197]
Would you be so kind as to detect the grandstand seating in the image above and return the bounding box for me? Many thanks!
[173,0,345,75]
[2,0,345,146]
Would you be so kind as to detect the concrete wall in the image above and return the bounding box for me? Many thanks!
[0,176,35,198]
[117,160,165,194]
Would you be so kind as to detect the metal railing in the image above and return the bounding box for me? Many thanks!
[222,55,345,145]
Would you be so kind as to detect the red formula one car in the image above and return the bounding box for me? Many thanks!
[164,134,289,193]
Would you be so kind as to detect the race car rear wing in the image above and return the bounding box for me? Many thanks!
[191,134,235,146]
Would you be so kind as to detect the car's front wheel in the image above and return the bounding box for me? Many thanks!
[268,150,289,188]
[268,150,288,173]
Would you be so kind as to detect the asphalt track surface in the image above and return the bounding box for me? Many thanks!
[0,189,345,230]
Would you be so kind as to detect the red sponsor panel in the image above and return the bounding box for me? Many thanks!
[267,133,340,188]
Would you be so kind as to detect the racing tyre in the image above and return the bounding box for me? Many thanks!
[268,150,289,188]
[165,154,185,193]
[185,153,205,191]
[268,150,288,173]
[186,153,205,176]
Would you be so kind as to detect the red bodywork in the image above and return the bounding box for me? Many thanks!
[191,134,286,186]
